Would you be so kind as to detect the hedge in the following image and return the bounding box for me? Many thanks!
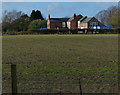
[2,28,119,35]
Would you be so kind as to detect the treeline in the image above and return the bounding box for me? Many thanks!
[95,5,119,28]
[2,10,47,32]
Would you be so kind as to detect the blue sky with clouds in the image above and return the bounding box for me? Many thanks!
[2,2,118,19]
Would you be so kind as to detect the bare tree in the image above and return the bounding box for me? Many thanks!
[95,6,118,25]
[2,10,24,23]
[2,10,25,32]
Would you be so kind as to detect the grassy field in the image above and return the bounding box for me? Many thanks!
[2,34,118,93]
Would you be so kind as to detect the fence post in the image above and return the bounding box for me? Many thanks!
[78,78,82,95]
[11,64,17,94]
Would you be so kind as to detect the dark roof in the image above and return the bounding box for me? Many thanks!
[78,16,87,21]
[81,17,93,23]
[50,18,69,22]
[78,17,85,21]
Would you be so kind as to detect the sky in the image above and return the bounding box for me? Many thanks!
[1,0,120,2]
[1,2,118,20]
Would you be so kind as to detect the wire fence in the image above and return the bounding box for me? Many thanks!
[2,64,119,94]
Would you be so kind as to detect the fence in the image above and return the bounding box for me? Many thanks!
[2,64,118,95]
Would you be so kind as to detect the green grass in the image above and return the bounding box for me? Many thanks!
[2,34,118,93]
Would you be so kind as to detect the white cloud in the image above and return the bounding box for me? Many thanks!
[46,2,64,15]
[1,0,120,2]
[47,3,60,12]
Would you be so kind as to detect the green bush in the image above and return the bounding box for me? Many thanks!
[28,20,47,30]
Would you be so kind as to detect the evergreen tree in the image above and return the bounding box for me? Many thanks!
[30,10,36,21]
[36,10,44,20]
[30,10,44,21]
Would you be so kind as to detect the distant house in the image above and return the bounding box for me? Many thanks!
[67,14,83,29]
[47,14,105,29]
[47,14,69,29]
[78,16,105,29]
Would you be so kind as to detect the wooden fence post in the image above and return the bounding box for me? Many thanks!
[78,78,82,95]
[11,64,17,94]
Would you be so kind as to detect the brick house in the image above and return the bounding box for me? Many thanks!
[47,14,105,29]
[78,16,105,29]
[47,14,69,29]
[67,14,83,29]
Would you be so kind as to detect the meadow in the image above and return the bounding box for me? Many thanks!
[2,34,118,94]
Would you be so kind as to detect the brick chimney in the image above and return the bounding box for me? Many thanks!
[74,13,76,19]
[48,14,50,20]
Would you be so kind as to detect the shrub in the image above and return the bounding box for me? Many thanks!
[28,20,47,30]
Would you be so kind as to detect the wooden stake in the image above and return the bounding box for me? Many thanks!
[11,64,17,94]
[79,78,82,95]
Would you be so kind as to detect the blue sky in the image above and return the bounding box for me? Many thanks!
[2,2,118,19]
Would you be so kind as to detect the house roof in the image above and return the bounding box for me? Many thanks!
[78,17,85,21]
[67,14,83,22]
[49,15,95,24]
[50,18,69,22]
[79,17,105,26]
[78,16,87,21]
[81,17,93,23]
[67,16,74,22]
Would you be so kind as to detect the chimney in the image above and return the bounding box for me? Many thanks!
[48,14,50,20]
[74,13,76,19]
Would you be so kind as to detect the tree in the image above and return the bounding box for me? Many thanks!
[11,14,30,31]
[2,22,11,32]
[95,10,109,25]
[2,10,25,32]
[2,10,24,23]
[108,10,120,28]
[15,14,30,31]
[28,20,47,30]
[30,10,36,21]
[30,10,44,21]
[95,6,118,25]
[21,15,30,31]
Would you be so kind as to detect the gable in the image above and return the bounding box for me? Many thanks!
[88,17,105,26]
[80,17,105,26]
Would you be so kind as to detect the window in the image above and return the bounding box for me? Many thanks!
[90,22,98,29]
[90,22,98,26]
[67,22,71,29]
[62,22,66,27]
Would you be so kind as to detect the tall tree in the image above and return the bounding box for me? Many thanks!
[2,10,24,23]
[2,10,25,32]
[11,14,30,31]
[36,10,44,20]
[108,10,120,28]
[30,10,44,21]
[30,10,36,21]
[95,6,118,25]
[2,10,30,32]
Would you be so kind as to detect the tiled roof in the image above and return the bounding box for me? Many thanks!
[67,14,83,22]
[78,16,87,21]
[67,16,74,22]
[81,17,93,23]
[78,17,85,21]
